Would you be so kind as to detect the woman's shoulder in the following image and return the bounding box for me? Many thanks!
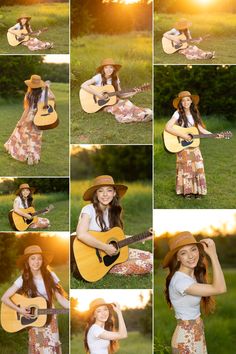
[88,323,104,336]
[81,203,95,214]
[172,110,179,119]
[50,271,60,283]
[14,275,23,288]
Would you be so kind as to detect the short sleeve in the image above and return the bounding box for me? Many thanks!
[80,204,93,219]
[174,275,195,296]
[91,73,102,86]
[51,271,60,284]
[13,196,22,209]
[90,324,105,338]
[14,276,23,289]
[172,110,180,121]
[165,28,180,36]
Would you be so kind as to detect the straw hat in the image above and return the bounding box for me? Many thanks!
[96,58,122,73]
[174,18,192,31]
[24,75,45,89]
[15,183,35,195]
[17,15,31,22]
[163,232,199,268]
[83,175,128,201]
[173,91,200,109]
[17,245,53,269]
[89,298,112,313]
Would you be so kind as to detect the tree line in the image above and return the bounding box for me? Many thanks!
[0,178,69,194]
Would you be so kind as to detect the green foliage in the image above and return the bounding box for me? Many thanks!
[0,234,17,282]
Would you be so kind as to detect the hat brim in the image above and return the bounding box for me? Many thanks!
[173,94,199,109]
[96,64,122,73]
[83,184,128,201]
[17,16,31,22]
[15,187,36,195]
[163,241,200,268]
[24,79,45,89]
[174,21,192,30]
[17,251,53,269]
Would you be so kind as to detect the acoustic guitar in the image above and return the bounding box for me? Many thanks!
[34,83,59,130]
[73,226,152,282]
[162,34,210,54]
[7,27,48,47]
[79,83,151,113]
[9,204,54,231]
[163,126,233,153]
[1,294,69,333]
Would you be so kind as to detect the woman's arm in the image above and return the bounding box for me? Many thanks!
[99,303,128,340]
[81,78,106,99]
[165,114,192,141]
[1,284,32,318]
[76,213,117,256]
[55,290,70,308]
[186,238,227,297]
[197,124,212,134]
[163,30,181,44]
[13,199,33,220]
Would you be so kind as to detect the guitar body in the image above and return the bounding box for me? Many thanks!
[80,85,117,113]
[9,207,38,231]
[163,126,200,153]
[1,294,47,333]
[34,100,59,130]
[162,34,189,54]
[73,227,129,282]
[7,29,30,46]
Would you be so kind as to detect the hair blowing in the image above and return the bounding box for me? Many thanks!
[177,101,205,128]
[165,244,215,315]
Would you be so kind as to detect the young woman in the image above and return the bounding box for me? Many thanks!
[165,90,221,199]
[4,74,55,165]
[1,244,69,353]
[81,58,152,123]
[8,15,53,51]
[163,18,215,60]
[85,298,127,354]
[76,175,152,276]
[13,183,50,229]
[163,231,227,353]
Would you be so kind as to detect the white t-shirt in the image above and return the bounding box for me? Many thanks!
[165,28,191,37]
[169,271,201,320]
[14,271,59,300]
[80,204,110,231]
[172,110,195,127]
[92,73,120,87]
[87,324,109,354]
[13,196,29,209]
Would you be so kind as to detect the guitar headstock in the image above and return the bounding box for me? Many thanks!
[47,204,54,212]
[220,131,233,140]
[139,83,151,92]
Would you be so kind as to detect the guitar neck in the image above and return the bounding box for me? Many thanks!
[44,86,49,107]
[107,87,145,97]
[38,308,69,315]
[117,231,151,248]
[192,133,219,139]
[32,207,49,217]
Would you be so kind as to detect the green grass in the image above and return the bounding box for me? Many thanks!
[0,83,69,176]
[70,180,152,289]
[154,267,236,354]
[71,32,152,144]
[71,331,152,354]
[0,192,69,231]
[0,264,69,354]
[0,3,69,54]
[154,13,236,64]
[154,117,236,208]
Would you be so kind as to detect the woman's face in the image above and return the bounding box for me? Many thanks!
[103,65,115,77]
[177,244,199,269]
[21,188,31,198]
[20,18,28,25]
[94,305,110,323]
[96,186,116,206]
[28,254,43,272]
[181,96,192,110]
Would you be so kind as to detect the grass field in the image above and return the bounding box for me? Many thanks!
[154,267,236,354]
[71,32,152,144]
[0,191,69,232]
[154,13,236,64]
[154,117,236,209]
[0,264,69,354]
[71,331,152,354]
[0,82,69,177]
[70,180,152,289]
[0,3,69,54]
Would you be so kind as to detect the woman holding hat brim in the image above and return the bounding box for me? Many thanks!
[76,175,152,276]
[13,183,50,229]
[85,298,127,354]
[8,15,53,51]
[163,18,215,60]
[1,244,69,353]
[81,58,152,123]
[163,232,226,353]
[4,75,55,165]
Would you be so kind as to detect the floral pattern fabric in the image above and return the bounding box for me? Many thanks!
[22,38,52,51]
[179,45,214,60]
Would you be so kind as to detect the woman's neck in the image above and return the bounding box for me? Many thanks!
[95,320,105,328]
[178,265,195,277]
[99,203,109,212]
[31,269,42,278]
[184,108,191,115]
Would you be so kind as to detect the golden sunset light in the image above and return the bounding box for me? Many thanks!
[70,289,151,312]
[70,144,101,155]
[44,55,70,64]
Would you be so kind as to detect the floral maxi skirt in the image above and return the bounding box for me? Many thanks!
[22,37,52,51]
[171,317,207,354]
[179,45,214,60]
[176,147,207,195]
[104,99,152,123]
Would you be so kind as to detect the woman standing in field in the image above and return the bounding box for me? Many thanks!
[81,58,152,123]
[4,74,55,165]
[85,298,127,354]
[76,175,152,276]
[163,18,215,60]
[1,244,69,353]
[163,231,226,353]
[8,15,53,51]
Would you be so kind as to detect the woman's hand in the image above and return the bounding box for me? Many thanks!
[25,214,33,220]
[181,134,192,142]
[19,307,32,319]
[200,238,217,258]
[103,243,117,256]
[111,302,121,313]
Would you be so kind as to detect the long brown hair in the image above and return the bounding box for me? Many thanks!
[84,304,119,354]
[18,190,33,208]
[92,188,123,231]
[24,87,43,109]
[177,100,205,128]
[18,18,31,33]
[165,244,215,315]
[100,67,119,91]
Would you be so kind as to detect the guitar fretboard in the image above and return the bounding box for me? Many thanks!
[38,308,69,315]
[117,230,152,248]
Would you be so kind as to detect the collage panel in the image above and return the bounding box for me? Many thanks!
[70,289,152,354]
[154,209,236,354]
[70,144,153,289]
[71,0,153,145]
[0,231,70,353]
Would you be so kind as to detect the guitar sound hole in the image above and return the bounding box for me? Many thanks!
[26,215,33,224]
[21,307,37,325]
[181,140,192,147]
[103,241,120,267]
[98,93,109,107]
[41,105,53,116]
